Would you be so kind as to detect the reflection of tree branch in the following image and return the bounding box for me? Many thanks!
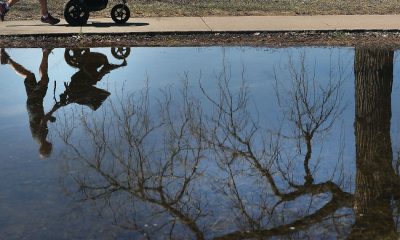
[59,56,350,239]
[200,74,284,198]
[204,54,345,192]
[275,53,345,187]
[214,189,352,240]
[225,162,261,230]
[202,55,349,238]
[136,192,204,240]
[59,83,207,239]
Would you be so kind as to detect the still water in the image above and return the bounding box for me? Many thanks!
[0,46,399,239]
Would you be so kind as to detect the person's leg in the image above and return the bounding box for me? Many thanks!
[0,0,19,21]
[39,48,50,87]
[0,0,59,24]
[1,49,34,79]
[5,0,17,8]
[0,48,9,64]
[39,0,60,25]
[39,0,48,16]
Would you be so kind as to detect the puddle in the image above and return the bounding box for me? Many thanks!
[0,46,399,239]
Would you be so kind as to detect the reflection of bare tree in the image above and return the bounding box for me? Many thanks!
[58,56,349,239]
[275,53,345,185]
[349,48,398,239]
[59,83,207,239]
[206,57,349,239]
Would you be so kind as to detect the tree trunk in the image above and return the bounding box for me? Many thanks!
[349,48,396,239]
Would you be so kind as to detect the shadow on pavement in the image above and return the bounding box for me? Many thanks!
[86,22,149,27]
[7,24,71,27]
[6,22,149,27]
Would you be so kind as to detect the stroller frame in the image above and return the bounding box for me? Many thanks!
[64,0,130,26]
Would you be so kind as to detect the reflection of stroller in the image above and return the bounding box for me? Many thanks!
[64,0,130,25]
[46,47,130,118]
[58,83,111,111]
[64,47,131,68]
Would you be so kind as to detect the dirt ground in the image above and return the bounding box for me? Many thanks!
[5,0,400,21]
[1,31,400,49]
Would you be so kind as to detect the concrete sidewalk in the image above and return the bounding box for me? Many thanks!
[2,15,400,36]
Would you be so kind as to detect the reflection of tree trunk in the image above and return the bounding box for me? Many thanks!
[349,48,396,239]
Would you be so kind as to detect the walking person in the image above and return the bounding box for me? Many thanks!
[0,0,60,24]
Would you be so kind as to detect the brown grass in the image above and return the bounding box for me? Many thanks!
[5,0,400,21]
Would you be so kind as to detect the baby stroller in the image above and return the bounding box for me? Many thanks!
[64,0,130,25]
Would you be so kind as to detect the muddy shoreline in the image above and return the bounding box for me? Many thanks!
[1,31,400,48]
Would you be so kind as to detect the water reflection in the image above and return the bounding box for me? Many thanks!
[350,48,398,239]
[0,47,130,158]
[45,48,129,127]
[49,47,399,239]
[1,46,400,239]
[1,48,54,158]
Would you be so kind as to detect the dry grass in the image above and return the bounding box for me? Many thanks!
[5,0,400,20]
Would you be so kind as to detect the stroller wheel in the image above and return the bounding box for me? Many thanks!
[111,4,130,24]
[65,48,91,67]
[64,0,89,26]
[111,47,131,59]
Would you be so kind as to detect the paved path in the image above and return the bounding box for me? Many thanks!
[2,15,400,35]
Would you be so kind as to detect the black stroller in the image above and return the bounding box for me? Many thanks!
[64,0,130,25]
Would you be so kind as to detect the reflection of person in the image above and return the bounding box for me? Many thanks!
[1,48,54,158]
[0,0,60,24]
[0,48,127,158]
